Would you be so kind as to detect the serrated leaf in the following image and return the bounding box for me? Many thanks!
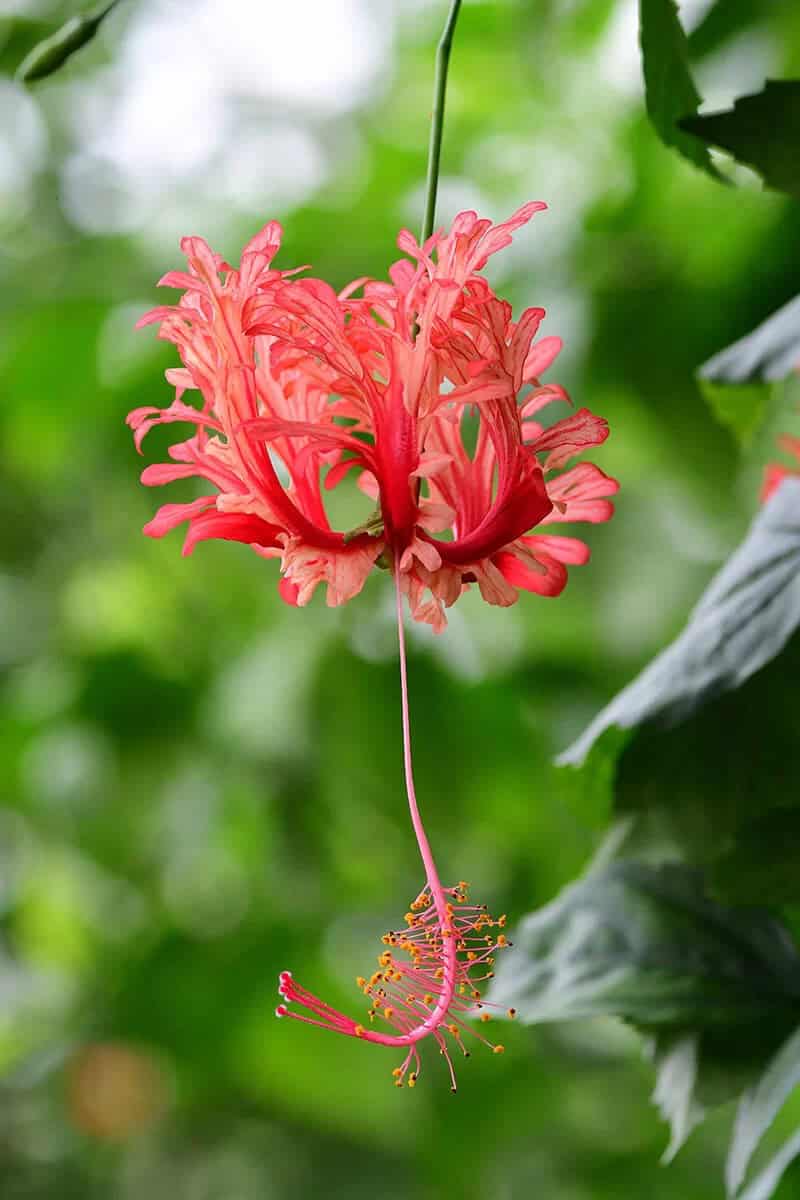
[700,296,800,386]
[728,1026,800,1196]
[680,80,800,200]
[699,380,770,448]
[559,479,800,766]
[647,1033,707,1160]
[15,0,121,83]
[737,1128,800,1200]
[639,0,719,178]
[612,633,800,884]
[488,860,800,1029]
[713,810,800,908]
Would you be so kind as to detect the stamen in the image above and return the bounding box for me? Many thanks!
[274,571,513,1087]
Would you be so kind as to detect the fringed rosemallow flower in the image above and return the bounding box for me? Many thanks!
[128,203,617,630]
[761,433,800,502]
[128,205,618,1088]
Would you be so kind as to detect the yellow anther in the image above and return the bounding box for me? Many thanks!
[392,1067,403,1077]
[435,968,444,980]
[448,1024,459,1036]
[471,989,481,1000]
[381,934,391,945]
[493,1044,505,1055]
[508,1008,517,1019]
[406,994,417,1005]
[467,951,476,961]
[498,914,507,927]
[408,1073,417,1088]
[497,935,508,948]
[392,971,402,982]
[354,1024,365,1037]
[395,1079,404,1087]
[356,976,367,988]
[423,994,433,1005]
[480,1012,491,1023]
[384,1007,394,1019]
[458,881,469,890]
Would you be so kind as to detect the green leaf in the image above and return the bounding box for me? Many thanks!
[698,380,770,448]
[737,1129,800,1200]
[699,295,800,386]
[728,1026,800,1196]
[15,0,121,83]
[713,810,800,909]
[607,632,800,894]
[647,1034,707,1160]
[559,479,800,766]
[680,80,800,200]
[488,860,800,1029]
[639,0,719,178]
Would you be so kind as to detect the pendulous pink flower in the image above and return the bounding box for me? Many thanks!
[129,204,617,628]
[128,207,619,1087]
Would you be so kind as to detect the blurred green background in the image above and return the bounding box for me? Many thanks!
[2,0,800,1196]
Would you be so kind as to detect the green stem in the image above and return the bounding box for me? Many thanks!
[420,0,463,245]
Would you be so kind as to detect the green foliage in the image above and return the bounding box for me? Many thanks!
[561,480,800,765]
[638,0,718,177]
[729,1028,800,1197]
[699,380,770,448]
[15,1,122,83]
[489,858,800,1028]
[681,82,800,200]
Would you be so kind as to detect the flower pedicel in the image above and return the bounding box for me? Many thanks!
[129,205,618,1087]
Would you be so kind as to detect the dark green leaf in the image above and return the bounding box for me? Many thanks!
[647,1034,707,1160]
[488,860,800,1029]
[737,1129,800,1200]
[559,480,800,765]
[680,81,800,200]
[15,0,121,83]
[613,634,800,884]
[713,810,800,908]
[639,0,719,177]
[728,1026,800,1196]
[700,296,800,386]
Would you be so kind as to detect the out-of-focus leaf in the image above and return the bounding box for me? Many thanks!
[737,1128,800,1200]
[680,81,800,200]
[687,0,765,59]
[559,479,800,765]
[639,0,719,177]
[698,381,770,448]
[699,296,800,385]
[727,1026,800,1197]
[15,0,121,83]
[647,1034,706,1161]
[713,810,800,908]
[487,860,800,1028]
